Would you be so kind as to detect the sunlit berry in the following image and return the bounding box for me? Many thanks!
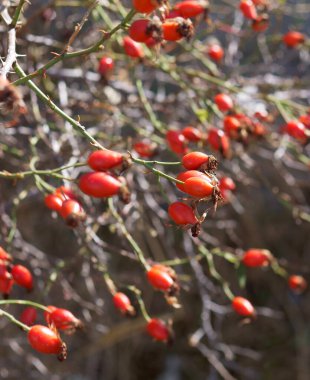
[242,249,271,267]
[232,296,255,317]
[146,318,170,341]
[168,201,197,225]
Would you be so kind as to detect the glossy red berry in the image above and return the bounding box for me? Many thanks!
[79,172,122,198]
[146,318,170,341]
[0,276,14,296]
[129,19,162,43]
[147,265,174,290]
[214,94,233,113]
[207,128,230,157]
[88,149,123,171]
[283,121,307,141]
[224,116,241,138]
[47,308,81,331]
[0,247,12,262]
[98,57,114,76]
[181,126,202,142]
[162,18,194,41]
[239,0,257,20]
[288,275,307,294]
[113,292,134,314]
[20,307,37,327]
[183,176,214,198]
[132,0,165,14]
[168,201,197,225]
[174,1,206,18]
[232,297,255,317]
[28,325,63,355]
[176,170,206,192]
[166,130,187,154]
[283,31,305,48]
[182,151,209,170]
[208,44,224,62]
[59,199,86,227]
[242,249,271,267]
[44,194,63,212]
[133,141,157,157]
[11,264,33,291]
[123,36,144,58]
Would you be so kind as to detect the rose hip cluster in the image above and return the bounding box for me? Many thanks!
[44,186,86,227]
[24,306,82,361]
[0,247,33,297]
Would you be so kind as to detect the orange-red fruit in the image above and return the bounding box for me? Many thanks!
[181,126,202,142]
[123,36,144,58]
[28,325,62,354]
[44,194,63,212]
[0,276,14,296]
[182,151,209,170]
[239,0,257,20]
[168,201,197,225]
[132,0,164,14]
[242,249,271,267]
[129,19,159,43]
[214,93,233,112]
[146,318,170,341]
[113,292,132,313]
[0,247,12,262]
[252,15,269,32]
[288,275,307,294]
[219,177,236,192]
[11,264,33,291]
[174,1,206,18]
[48,308,80,331]
[283,31,305,48]
[176,170,205,192]
[166,130,187,154]
[20,307,37,326]
[98,57,114,76]
[147,266,174,290]
[224,116,241,138]
[162,18,193,41]
[283,121,307,141]
[79,172,121,198]
[59,199,84,219]
[232,297,255,317]
[88,149,123,171]
[299,114,310,129]
[133,141,156,157]
[207,128,230,156]
[208,44,224,62]
[183,176,214,198]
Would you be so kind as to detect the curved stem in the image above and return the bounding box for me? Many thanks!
[0,308,30,331]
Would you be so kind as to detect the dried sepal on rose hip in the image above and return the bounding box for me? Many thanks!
[28,324,67,361]
[45,306,83,334]
[113,292,136,316]
[181,151,218,172]
[162,17,194,41]
[146,318,173,343]
[147,264,180,307]
[288,275,307,294]
[129,18,163,43]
